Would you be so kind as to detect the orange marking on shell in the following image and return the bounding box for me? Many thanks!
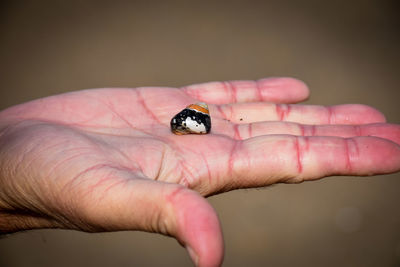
[172,130,185,135]
[187,103,209,114]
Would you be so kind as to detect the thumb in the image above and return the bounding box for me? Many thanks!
[73,174,224,267]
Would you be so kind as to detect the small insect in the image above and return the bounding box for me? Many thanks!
[170,102,211,135]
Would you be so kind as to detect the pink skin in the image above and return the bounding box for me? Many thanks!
[0,77,399,267]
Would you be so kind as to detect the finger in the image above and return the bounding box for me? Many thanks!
[183,77,310,104]
[226,136,400,187]
[216,122,400,144]
[213,102,386,124]
[69,173,223,267]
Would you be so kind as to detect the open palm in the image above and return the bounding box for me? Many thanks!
[1,78,399,267]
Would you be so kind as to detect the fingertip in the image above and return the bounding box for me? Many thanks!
[186,246,200,266]
[185,201,224,267]
[166,187,224,267]
[332,104,387,124]
[353,136,400,174]
[357,104,387,123]
[257,77,310,103]
[364,106,387,123]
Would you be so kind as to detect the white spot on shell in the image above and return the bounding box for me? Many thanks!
[185,117,206,133]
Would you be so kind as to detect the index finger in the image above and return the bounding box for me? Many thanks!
[182,77,310,104]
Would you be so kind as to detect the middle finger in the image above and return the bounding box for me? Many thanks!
[211,102,386,125]
[212,121,400,145]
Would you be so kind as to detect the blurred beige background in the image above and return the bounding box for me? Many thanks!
[0,0,399,266]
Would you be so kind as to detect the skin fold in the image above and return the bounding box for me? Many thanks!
[0,77,399,267]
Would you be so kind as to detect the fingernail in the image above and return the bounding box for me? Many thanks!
[187,246,199,266]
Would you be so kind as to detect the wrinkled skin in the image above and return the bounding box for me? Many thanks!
[0,78,399,267]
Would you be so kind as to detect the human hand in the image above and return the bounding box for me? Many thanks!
[0,78,399,267]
